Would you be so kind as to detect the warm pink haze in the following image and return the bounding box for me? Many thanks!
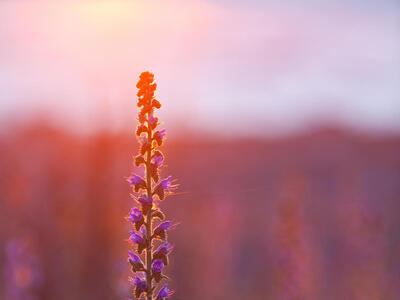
[1,2,400,300]
[0,0,399,136]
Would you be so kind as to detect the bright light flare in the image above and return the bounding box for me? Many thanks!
[75,1,141,30]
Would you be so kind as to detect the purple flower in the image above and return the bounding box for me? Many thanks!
[153,176,174,200]
[128,208,144,230]
[148,114,158,125]
[133,276,147,291]
[153,242,173,266]
[5,238,44,295]
[153,221,178,240]
[138,195,153,206]
[157,129,167,139]
[156,284,174,299]
[152,155,163,167]
[131,276,148,298]
[128,208,143,222]
[160,176,172,190]
[160,221,172,230]
[129,230,146,254]
[128,174,143,185]
[152,259,164,273]
[129,231,145,244]
[128,251,141,263]
[152,259,165,282]
[128,251,144,272]
[127,174,146,192]
[154,242,173,256]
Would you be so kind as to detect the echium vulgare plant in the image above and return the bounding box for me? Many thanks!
[126,71,177,300]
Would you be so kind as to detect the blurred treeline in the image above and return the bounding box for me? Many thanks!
[0,122,399,300]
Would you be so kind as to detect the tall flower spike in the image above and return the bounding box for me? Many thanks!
[126,71,176,299]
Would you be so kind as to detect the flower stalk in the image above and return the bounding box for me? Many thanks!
[127,71,176,300]
[145,120,153,299]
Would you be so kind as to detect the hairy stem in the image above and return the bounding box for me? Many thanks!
[145,122,153,300]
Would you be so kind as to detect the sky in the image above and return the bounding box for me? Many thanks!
[0,0,399,136]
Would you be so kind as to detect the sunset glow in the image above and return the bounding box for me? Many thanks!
[1,1,399,299]
[1,0,398,135]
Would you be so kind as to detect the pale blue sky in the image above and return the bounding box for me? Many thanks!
[0,0,399,136]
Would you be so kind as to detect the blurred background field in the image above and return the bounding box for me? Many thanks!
[1,123,399,299]
[1,0,400,299]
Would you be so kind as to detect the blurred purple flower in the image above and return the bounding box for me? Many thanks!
[153,176,175,200]
[148,114,158,126]
[128,208,144,230]
[4,238,44,299]
[156,284,174,299]
[131,276,147,298]
[152,259,165,282]
[128,174,143,186]
[153,242,173,266]
[133,276,147,290]
[152,259,164,273]
[157,129,166,139]
[128,251,141,264]
[154,242,173,256]
[129,231,144,244]
[160,176,172,190]
[127,174,146,192]
[128,251,144,272]
[138,195,153,206]
[129,230,146,254]
[128,208,143,223]
[153,221,178,240]
[152,154,163,167]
